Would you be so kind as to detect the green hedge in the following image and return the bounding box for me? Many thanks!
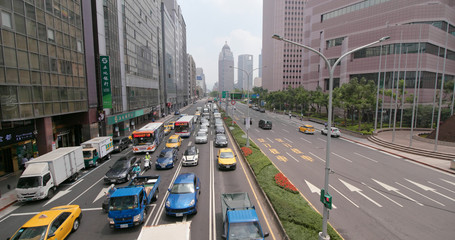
[224,114,343,240]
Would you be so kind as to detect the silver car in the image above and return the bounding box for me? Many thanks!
[321,127,341,137]
[199,125,209,134]
[182,146,199,166]
[195,131,208,144]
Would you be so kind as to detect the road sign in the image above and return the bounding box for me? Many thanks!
[231,100,236,105]
[222,91,229,98]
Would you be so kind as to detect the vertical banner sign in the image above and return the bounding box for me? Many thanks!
[100,56,112,109]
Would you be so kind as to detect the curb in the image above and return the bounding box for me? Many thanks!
[0,199,17,212]
[341,136,455,175]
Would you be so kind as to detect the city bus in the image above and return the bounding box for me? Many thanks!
[175,115,195,138]
[132,122,165,153]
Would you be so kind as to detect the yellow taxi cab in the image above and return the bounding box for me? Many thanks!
[166,134,182,149]
[299,124,315,134]
[217,148,237,170]
[168,121,175,130]
[164,125,172,135]
[9,205,82,240]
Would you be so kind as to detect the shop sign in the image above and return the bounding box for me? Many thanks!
[107,110,144,125]
[100,56,112,109]
[0,125,35,147]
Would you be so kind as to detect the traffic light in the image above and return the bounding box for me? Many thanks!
[320,189,333,209]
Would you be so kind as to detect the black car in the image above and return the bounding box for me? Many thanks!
[215,126,225,135]
[174,110,180,115]
[258,119,272,129]
[113,136,131,153]
[259,108,265,113]
[214,135,228,147]
[104,156,139,184]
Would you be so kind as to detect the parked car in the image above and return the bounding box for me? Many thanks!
[165,173,201,217]
[217,148,237,170]
[258,119,272,130]
[182,146,199,166]
[259,108,266,113]
[299,124,315,134]
[195,131,208,144]
[156,148,178,169]
[104,156,140,183]
[166,134,182,149]
[113,136,131,153]
[215,126,225,135]
[214,135,228,148]
[321,127,341,137]
[8,205,82,240]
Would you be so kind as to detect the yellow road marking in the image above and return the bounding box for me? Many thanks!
[291,148,303,154]
[263,143,271,148]
[258,138,266,143]
[275,138,284,143]
[301,155,314,162]
[282,143,292,148]
[270,149,279,154]
[277,155,288,162]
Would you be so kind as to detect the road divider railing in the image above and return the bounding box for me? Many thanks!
[222,112,343,240]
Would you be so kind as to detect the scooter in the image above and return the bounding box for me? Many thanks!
[144,158,151,171]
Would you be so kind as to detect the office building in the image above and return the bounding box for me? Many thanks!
[218,42,234,92]
[237,54,253,91]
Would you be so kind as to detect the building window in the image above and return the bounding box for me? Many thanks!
[77,40,82,52]
[1,11,12,28]
[47,29,55,41]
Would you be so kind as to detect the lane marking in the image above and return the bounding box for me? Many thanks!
[269,149,279,154]
[405,179,455,202]
[300,138,312,144]
[209,141,216,240]
[93,186,111,203]
[372,179,423,206]
[44,179,85,206]
[286,152,299,162]
[339,179,382,207]
[428,181,455,194]
[257,138,266,143]
[276,156,288,162]
[332,152,353,163]
[282,129,289,133]
[440,178,455,186]
[395,182,444,206]
[309,152,325,163]
[187,141,192,146]
[304,180,336,209]
[361,182,403,207]
[282,143,292,148]
[329,184,358,208]
[263,143,271,148]
[300,155,313,162]
[283,137,293,143]
[144,205,156,226]
[318,138,327,142]
[291,148,302,154]
[275,138,284,143]
[68,178,103,205]
[354,152,378,163]
[266,137,274,143]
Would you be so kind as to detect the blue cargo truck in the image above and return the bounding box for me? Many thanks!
[108,175,160,229]
[221,192,269,239]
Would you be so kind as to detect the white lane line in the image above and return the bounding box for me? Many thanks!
[332,152,353,163]
[286,152,299,162]
[318,138,326,142]
[373,179,423,206]
[354,152,378,163]
[395,182,444,206]
[187,141,192,146]
[283,137,293,143]
[282,129,290,133]
[144,205,156,226]
[81,207,103,211]
[339,179,382,207]
[309,152,325,163]
[68,177,103,205]
[361,182,403,207]
[44,178,85,206]
[406,179,455,202]
[440,178,455,186]
[266,137,274,143]
[209,141,216,240]
[329,184,358,208]
[342,138,402,159]
[300,138,312,144]
[305,180,336,209]
[428,181,455,194]
[270,130,275,133]
[255,129,260,132]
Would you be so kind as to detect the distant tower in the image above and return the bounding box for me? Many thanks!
[218,42,234,92]
[238,54,253,91]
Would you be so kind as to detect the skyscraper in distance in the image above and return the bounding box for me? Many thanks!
[218,42,234,92]
[238,54,254,91]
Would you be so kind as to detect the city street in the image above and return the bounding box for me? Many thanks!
[0,102,282,240]
[230,102,455,240]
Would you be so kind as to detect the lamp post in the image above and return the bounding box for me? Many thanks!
[230,66,265,147]
[272,34,390,240]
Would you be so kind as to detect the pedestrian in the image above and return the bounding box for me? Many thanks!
[289,113,292,119]
[21,155,29,170]
[273,107,275,113]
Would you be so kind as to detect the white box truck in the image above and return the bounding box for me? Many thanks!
[137,222,191,240]
[16,146,84,202]
[81,136,113,168]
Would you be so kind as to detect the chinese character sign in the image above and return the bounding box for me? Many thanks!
[100,56,112,109]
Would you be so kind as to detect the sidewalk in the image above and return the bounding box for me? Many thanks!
[0,105,192,213]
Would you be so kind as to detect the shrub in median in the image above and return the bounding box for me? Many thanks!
[274,172,299,194]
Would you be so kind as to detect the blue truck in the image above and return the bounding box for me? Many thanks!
[108,175,160,229]
[221,192,269,239]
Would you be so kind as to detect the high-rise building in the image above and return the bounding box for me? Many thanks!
[188,54,197,103]
[259,51,263,78]
[218,42,234,92]
[238,54,253,91]
[196,68,206,97]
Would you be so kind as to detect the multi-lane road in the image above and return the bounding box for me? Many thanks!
[0,102,282,240]
[229,101,455,240]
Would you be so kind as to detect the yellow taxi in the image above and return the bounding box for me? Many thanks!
[166,134,182,149]
[164,125,172,135]
[217,148,237,170]
[9,205,82,240]
[168,121,175,130]
[299,124,315,134]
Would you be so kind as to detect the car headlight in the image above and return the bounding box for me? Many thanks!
[108,218,114,224]
[189,199,195,206]
[166,200,171,207]
[133,214,141,222]
[119,173,126,178]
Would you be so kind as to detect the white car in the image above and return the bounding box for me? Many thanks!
[199,125,209,134]
[182,146,199,166]
[195,131,208,144]
[321,127,341,137]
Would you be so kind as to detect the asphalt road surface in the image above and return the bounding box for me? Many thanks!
[229,101,455,240]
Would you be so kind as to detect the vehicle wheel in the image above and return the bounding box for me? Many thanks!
[72,217,80,232]
[126,174,131,182]
[47,189,54,199]
[95,161,99,167]
[142,209,147,224]
[108,154,111,160]
[153,188,159,201]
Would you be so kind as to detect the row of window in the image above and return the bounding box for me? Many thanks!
[0,85,87,104]
[0,68,85,87]
[1,100,87,120]
[326,37,345,49]
[409,21,455,37]
[350,72,455,89]
[322,0,392,22]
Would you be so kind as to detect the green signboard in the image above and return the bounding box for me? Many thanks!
[222,91,229,98]
[100,56,112,109]
[230,93,243,100]
[107,110,144,125]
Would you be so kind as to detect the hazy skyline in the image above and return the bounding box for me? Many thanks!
[178,0,263,91]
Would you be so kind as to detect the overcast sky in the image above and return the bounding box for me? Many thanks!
[178,0,263,91]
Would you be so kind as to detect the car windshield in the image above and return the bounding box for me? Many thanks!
[170,183,195,194]
[197,132,207,137]
[201,126,208,129]
[111,160,128,171]
[10,226,47,240]
[159,151,173,158]
[220,151,234,158]
[168,138,179,143]
[216,136,226,141]
[113,139,120,144]
[17,176,41,189]
[228,222,263,239]
[82,150,92,158]
[109,195,138,211]
[184,148,197,155]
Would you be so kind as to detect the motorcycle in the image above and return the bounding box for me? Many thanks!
[144,157,151,171]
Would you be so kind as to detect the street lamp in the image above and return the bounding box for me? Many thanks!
[272,34,390,240]
[230,66,265,147]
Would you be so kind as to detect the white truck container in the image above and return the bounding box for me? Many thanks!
[137,222,191,240]
[81,136,113,168]
[16,146,84,202]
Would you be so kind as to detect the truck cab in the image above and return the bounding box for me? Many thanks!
[82,148,99,167]
[16,163,53,201]
[108,187,148,229]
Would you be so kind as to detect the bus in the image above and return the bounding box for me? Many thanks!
[175,115,195,138]
[132,122,165,153]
